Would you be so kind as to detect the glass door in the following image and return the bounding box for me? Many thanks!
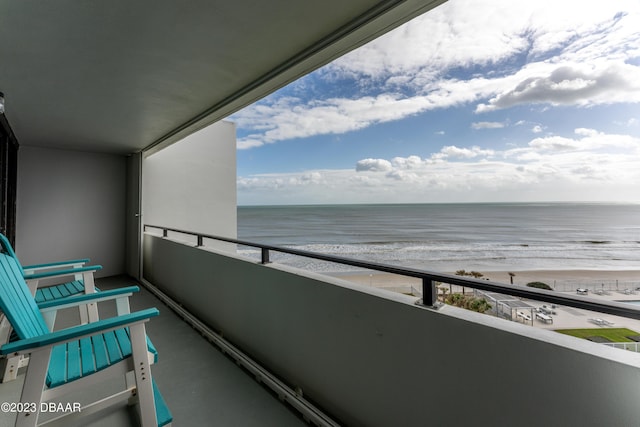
[0,113,18,248]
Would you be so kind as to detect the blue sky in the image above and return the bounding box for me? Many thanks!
[231,0,640,205]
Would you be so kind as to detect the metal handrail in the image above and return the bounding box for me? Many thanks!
[143,224,640,321]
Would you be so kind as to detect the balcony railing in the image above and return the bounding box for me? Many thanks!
[142,224,640,427]
[144,224,640,321]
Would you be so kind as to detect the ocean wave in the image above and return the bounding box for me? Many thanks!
[236,240,639,273]
[237,203,640,272]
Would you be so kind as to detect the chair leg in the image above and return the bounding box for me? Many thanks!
[15,348,51,427]
[82,272,99,323]
[129,323,157,427]
[78,305,90,324]
[0,315,26,382]
[1,354,25,382]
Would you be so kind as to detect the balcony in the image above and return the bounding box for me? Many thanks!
[2,1,639,425]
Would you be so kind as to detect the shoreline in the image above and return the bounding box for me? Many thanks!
[328,269,640,287]
[326,269,640,333]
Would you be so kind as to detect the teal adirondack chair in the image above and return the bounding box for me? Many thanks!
[0,234,103,382]
[0,247,172,426]
[0,234,101,311]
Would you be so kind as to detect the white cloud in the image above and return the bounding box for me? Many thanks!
[233,0,640,148]
[523,128,640,153]
[330,0,640,80]
[385,170,421,183]
[391,155,425,169]
[614,117,640,127]
[574,128,599,137]
[238,129,640,204]
[234,89,487,149]
[471,121,505,130]
[476,61,640,112]
[355,158,393,172]
[528,135,580,152]
[434,146,495,159]
[237,137,265,150]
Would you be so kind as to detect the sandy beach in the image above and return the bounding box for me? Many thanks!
[329,269,640,334]
[330,269,640,291]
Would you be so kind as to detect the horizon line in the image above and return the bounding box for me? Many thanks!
[237,200,640,208]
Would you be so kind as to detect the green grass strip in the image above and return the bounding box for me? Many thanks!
[555,328,640,343]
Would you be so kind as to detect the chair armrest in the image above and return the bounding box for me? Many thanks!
[22,258,90,273]
[0,308,159,355]
[23,265,102,281]
[37,286,140,311]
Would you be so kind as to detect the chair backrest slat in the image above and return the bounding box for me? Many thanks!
[0,238,49,340]
[0,233,24,273]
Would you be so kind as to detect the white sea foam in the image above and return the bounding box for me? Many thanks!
[237,203,640,273]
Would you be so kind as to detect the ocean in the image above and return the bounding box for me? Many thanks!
[237,203,640,273]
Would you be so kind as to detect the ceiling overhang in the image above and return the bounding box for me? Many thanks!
[0,0,446,155]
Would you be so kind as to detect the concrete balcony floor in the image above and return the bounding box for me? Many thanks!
[0,276,309,427]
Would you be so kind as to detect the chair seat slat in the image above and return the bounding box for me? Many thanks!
[51,286,66,299]
[46,328,158,387]
[47,345,68,387]
[35,281,90,303]
[104,330,123,362]
[69,280,85,294]
[66,340,81,382]
[91,335,109,371]
[115,328,132,358]
[80,337,95,376]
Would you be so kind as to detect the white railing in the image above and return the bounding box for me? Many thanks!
[604,342,640,352]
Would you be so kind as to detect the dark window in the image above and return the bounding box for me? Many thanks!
[0,113,18,248]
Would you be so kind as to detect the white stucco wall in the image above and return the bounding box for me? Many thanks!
[142,120,237,239]
[16,146,126,277]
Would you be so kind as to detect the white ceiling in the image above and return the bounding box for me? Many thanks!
[0,0,445,154]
